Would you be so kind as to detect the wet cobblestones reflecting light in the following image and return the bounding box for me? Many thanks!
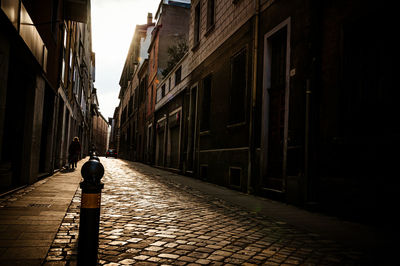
[44,158,366,265]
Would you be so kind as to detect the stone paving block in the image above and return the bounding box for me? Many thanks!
[164,242,178,248]
[134,255,149,260]
[127,237,142,243]
[177,244,197,251]
[195,258,211,264]
[178,255,197,262]
[145,245,164,252]
[158,253,180,259]
[187,251,209,259]
[150,240,167,246]
[174,249,191,255]
[207,254,225,261]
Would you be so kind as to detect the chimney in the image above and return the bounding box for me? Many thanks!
[147,13,153,25]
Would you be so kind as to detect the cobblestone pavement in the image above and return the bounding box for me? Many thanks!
[44,158,369,265]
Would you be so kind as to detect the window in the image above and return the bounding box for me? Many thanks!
[193,3,201,46]
[69,48,73,81]
[175,66,182,86]
[134,87,139,107]
[150,82,153,109]
[63,26,68,48]
[51,0,59,35]
[340,19,380,142]
[121,107,127,124]
[152,47,156,68]
[139,78,146,104]
[73,66,80,97]
[79,42,83,60]
[156,86,162,103]
[207,0,215,31]
[81,90,86,115]
[162,84,166,98]
[200,75,212,131]
[69,48,73,68]
[62,25,68,84]
[229,167,241,187]
[139,82,143,104]
[61,58,66,84]
[229,49,247,124]
[147,124,153,153]
[128,96,133,115]
[200,165,208,180]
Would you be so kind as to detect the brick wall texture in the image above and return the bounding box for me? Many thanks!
[188,0,255,72]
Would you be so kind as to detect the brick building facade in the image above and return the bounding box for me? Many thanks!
[118,14,155,161]
[92,112,109,156]
[116,0,397,223]
[117,1,190,167]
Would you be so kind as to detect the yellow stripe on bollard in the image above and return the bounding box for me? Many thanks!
[81,193,101,208]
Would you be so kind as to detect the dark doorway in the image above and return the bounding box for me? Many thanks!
[39,86,55,175]
[262,25,288,192]
[2,51,31,186]
[54,97,65,169]
[187,86,197,172]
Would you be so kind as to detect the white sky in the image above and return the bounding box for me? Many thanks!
[91,0,161,119]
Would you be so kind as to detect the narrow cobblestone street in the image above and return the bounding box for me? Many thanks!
[41,158,373,266]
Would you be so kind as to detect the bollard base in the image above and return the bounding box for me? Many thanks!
[77,182,104,266]
[77,208,101,265]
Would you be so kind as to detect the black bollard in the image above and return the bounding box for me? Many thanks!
[90,155,100,162]
[77,158,104,265]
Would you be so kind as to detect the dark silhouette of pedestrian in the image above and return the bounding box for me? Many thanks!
[68,137,81,169]
[89,144,96,156]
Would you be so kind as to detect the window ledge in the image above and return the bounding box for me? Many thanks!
[199,130,211,136]
[226,121,246,129]
[191,41,200,52]
[205,24,215,37]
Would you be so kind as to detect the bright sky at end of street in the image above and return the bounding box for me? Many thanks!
[91,0,161,119]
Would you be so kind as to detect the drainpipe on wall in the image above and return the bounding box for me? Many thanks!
[305,0,321,204]
[304,79,311,198]
[247,0,260,194]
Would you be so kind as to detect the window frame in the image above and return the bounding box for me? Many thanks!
[206,0,215,34]
[200,74,212,132]
[175,66,182,86]
[193,3,201,48]
[228,47,248,125]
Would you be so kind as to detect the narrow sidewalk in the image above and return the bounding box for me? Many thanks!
[0,160,84,265]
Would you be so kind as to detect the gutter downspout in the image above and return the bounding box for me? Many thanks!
[305,79,311,198]
[305,0,321,204]
[247,0,260,194]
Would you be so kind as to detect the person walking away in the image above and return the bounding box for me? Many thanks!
[89,144,97,156]
[68,137,81,169]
